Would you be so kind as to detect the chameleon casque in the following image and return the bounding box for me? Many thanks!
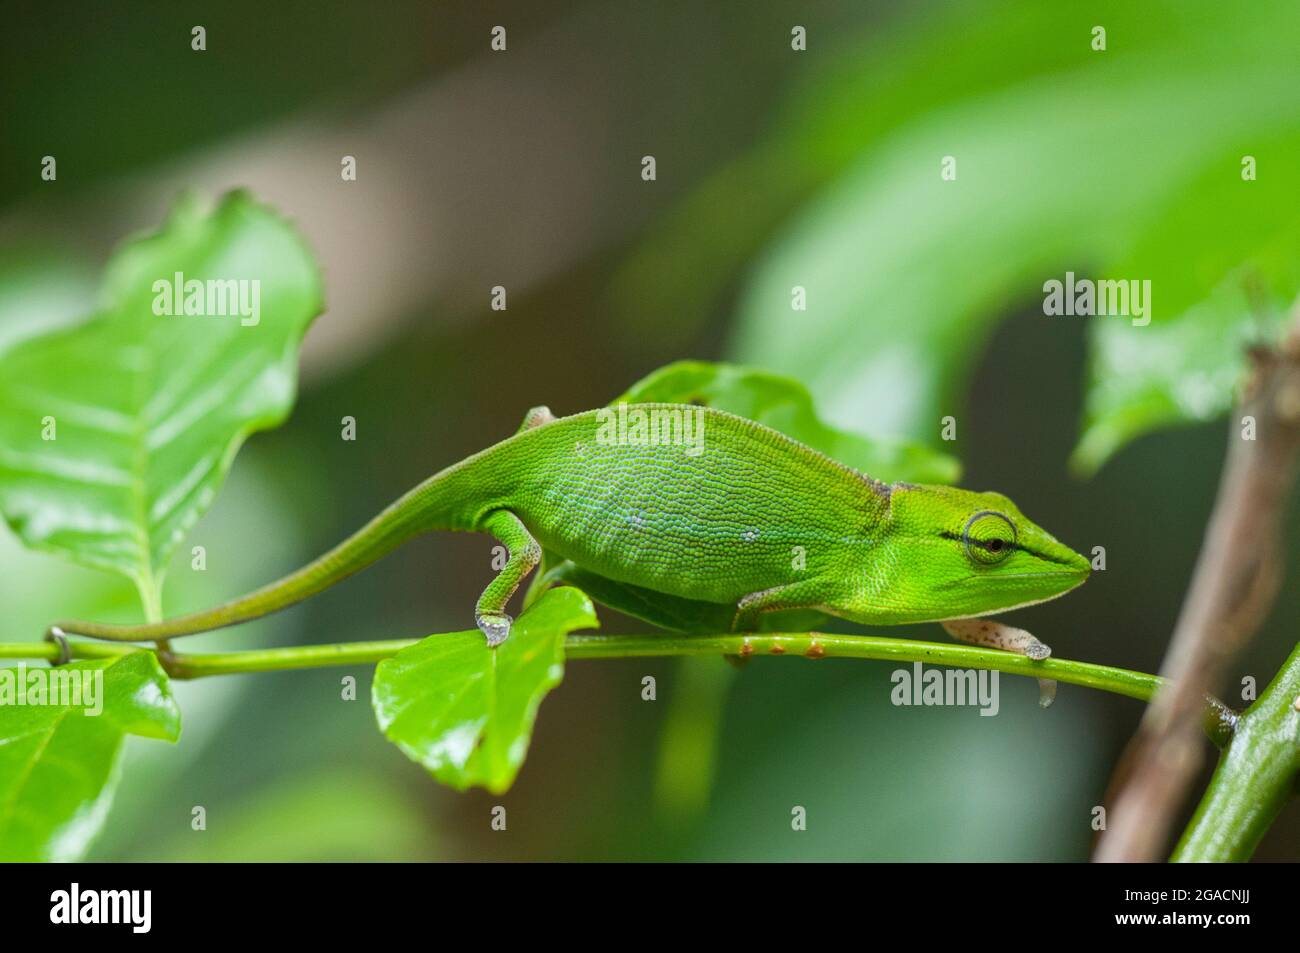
[50,403,1091,651]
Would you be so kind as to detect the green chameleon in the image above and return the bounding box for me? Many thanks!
[50,404,1090,653]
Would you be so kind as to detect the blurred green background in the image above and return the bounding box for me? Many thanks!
[2,0,1298,860]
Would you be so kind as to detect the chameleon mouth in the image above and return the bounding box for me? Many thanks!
[961,569,1089,613]
[983,569,1088,580]
[955,568,1090,605]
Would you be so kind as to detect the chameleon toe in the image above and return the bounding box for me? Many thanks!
[476,612,513,647]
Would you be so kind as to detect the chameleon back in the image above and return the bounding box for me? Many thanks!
[465,404,891,604]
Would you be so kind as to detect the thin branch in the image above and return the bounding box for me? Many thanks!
[0,640,137,662]
[0,633,1236,744]
[1095,321,1300,862]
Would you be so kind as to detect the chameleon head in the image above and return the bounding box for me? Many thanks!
[859,483,1091,624]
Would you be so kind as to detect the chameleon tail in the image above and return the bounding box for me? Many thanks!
[49,463,475,643]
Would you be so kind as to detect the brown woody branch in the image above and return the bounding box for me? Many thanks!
[1095,314,1300,862]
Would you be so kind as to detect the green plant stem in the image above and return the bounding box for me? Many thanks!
[1172,640,1300,861]
[2,641,139,662]
[162,640,419,677]
[0,632,1235,744]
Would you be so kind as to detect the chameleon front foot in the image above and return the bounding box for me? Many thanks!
[942,618,1056,708]
[476,611,513,647]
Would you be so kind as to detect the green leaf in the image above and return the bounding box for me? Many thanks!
[0,191,323,612]
[372,587,597,794]
[1072,257,1297,475]
[1072,130,1300,473]
[0,651,180,861]
[614,360,959,484]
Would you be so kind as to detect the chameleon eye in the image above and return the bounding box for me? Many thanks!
[962,510,1016,565]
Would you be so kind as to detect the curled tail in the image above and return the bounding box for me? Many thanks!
[50,463,476,643]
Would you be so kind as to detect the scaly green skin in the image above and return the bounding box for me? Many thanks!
[50,404,1090,646]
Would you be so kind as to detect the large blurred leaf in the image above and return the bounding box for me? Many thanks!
[1072,132,1300,473]
[616,0,1268,343]
[612,0,1205,345]
[0,191,323,612]
[0,651,180,861]
[622,0,1300,470]
[734,52,1300,448]
[372,587,597,795]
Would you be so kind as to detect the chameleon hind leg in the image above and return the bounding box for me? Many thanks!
[475,509,543,647]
